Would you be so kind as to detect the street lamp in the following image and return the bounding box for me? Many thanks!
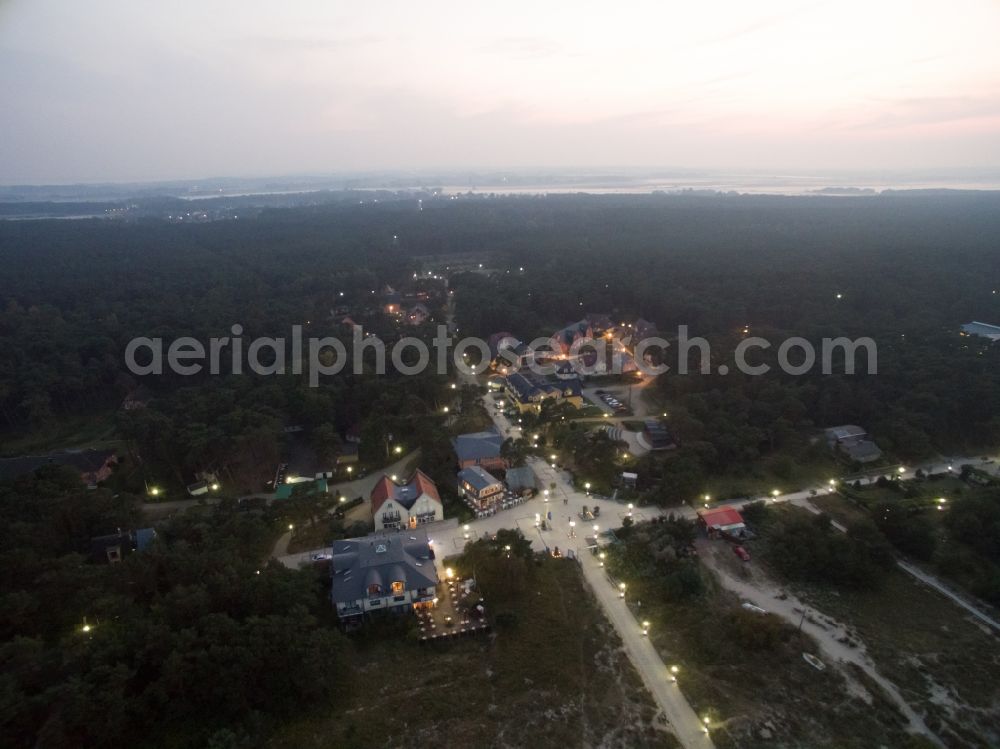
[599,551,606,567]
[627,502,634,517]
[346,466,353,474]
[897,466,906,475]
[642,620,650,635]
[288,523,294,531]
[394,445,403,454]
[593,524,599,534]
[443,406,449,413]
[618,582,626,598]
[670,665,679,681]
[771,489,780,500]
[585,482,591,495]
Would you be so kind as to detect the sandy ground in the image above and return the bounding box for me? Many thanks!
[697,539,945,748]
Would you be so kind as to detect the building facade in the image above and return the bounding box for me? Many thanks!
[330,530,439,624]
[370,470,443,531]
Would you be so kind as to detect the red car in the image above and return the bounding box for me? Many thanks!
[733,545,751,562]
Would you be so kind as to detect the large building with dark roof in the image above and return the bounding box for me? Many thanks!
[452,429,506,471]
[330,529,438,623]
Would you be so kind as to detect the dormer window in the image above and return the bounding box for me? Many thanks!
[391,581,404,594]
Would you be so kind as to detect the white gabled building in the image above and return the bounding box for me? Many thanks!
[370,469,443,531]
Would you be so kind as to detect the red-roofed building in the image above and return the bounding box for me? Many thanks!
[697,507,746,537]
[371,469,443,531]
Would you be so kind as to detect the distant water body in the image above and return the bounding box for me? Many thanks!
[428,173,1000,196]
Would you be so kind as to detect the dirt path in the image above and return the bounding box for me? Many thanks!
[699,545,944,747]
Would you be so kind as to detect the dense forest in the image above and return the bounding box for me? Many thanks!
[0,468,348,747]
[1,192,999,487]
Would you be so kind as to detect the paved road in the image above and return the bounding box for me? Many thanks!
[578,546,713,747]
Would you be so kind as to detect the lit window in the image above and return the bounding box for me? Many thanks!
[391,581,404,595]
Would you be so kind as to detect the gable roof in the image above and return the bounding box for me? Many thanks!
[458,465,501,492]
[634,318,658,339]
[452,430,503,462]
[825,425,867,442]
[553,320,592,346]
[698,506,745,530]
[370,469,441,514]
[330,529,438,603]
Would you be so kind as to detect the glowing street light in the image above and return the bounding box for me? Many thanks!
[642,620,650,635]
[288,523,294,531]
[445,567,454,579]
[394,445,403,454]
[443,406,449,413]
[599,551,606,567]
[210,482,220,491]
[897,466,906,475]
[593,524,599,534]
[149,487,160,496]
[585,482,591,494]
[618,581,626,598]
[771,489,780,500]
[346,466,353,474]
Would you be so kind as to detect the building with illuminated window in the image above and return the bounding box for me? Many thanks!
[330,529,438,625]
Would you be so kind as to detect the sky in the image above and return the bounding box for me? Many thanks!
[1,0,999,184]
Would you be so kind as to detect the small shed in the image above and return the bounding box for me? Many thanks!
[697,506,746,536]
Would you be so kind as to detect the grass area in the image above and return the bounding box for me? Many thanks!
[287,521,333,554]
[701,453,842,500]
[267,557,676,749]
[606,521,927,748]
[0,409,120,456]
[569,404,606,419]
[622,420,646,432]
[810,492,872,527]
